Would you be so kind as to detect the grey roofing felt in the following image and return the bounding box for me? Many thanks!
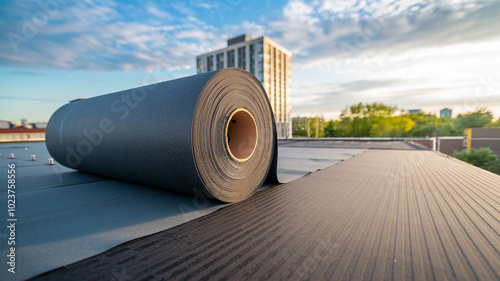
[34,149,500,281]
[0,141,364,280]
[45,68,279,203]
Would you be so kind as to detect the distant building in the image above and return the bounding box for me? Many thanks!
[409,109,421,114]
[440,108,452,118]
[30,122,48,129]
[196,34,292,138]
[0,128,46,142]
[0,120,11,129]
[292,116,308,123]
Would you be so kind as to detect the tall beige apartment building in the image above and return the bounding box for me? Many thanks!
[196,34,292,138]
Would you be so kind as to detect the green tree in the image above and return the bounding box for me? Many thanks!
[405,113,438,137]
[292,117,308,137]
[372,116,415,137]
[338,102,398,137]
[405,112,461,137]
[454,148,500,175]
[323,120,338,137]
[454,108,493,129]
[318,104,496,138]
[292,116,325,137]
[307,116,325,137]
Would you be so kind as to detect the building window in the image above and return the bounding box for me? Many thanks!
[273,47,277,113]
[207,56,213,71]
[278,51,282,118]
[258,41,264,62]
[257,41,264,82]
[284,57,287,78]
[238,46,246,69]
[227,50,235,67]
[197,58,202,74]
[216,52,224,70]
[249,44,255,75]
[284,56,287,117]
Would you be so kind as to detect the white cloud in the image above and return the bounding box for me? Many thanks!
[254,0,500,118]
[264,0,500,69]
[0,0,223,71]
[146,3,172,20]
[1,0,499,118]
[3,0,497,73]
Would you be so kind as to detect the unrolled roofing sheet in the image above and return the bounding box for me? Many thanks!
[0,141,363,280]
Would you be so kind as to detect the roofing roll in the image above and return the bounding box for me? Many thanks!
[45,68,278,203]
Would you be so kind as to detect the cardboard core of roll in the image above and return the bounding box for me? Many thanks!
[226,109,258,162]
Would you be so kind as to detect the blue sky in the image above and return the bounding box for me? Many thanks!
[1,0,499,123]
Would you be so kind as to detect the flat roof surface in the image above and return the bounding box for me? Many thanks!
[33,148,500,280]
[0,141,364,280]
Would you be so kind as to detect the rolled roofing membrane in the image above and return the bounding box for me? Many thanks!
[4,69,361,280]
[46,68,278,203]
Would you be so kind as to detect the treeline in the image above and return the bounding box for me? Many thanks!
[293,103,500,138]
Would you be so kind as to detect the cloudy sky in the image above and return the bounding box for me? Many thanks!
[1,0,499,123]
